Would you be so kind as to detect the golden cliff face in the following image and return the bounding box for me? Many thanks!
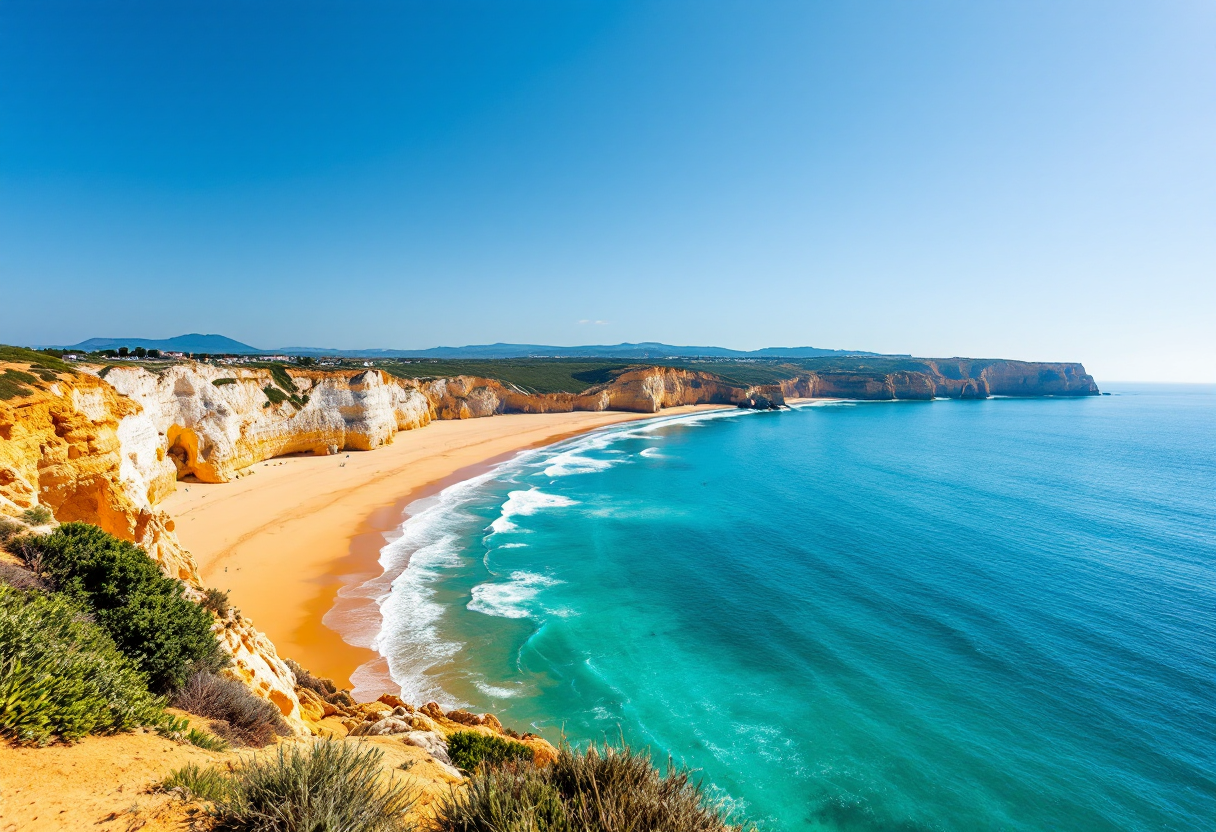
[103,365,434,483]
[0,363,309,732]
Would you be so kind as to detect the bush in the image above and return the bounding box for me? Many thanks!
[171,671,289,747]
[0,560,46,591]
[212,378,238,387]
[446,730,534,772]
[0,584,164,744]
[201,587,231,616]
[0,517,25,546]
[215,739,415,831]
[15,523,226,692]
[285,657,336,698]
[22,505,53,526]
[429,742,747,832]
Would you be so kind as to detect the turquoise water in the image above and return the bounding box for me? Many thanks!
[355,386,1215,831]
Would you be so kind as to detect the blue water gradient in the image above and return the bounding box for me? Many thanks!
[364,386,1215,831]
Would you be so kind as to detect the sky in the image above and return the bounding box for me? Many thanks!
[1,2,1213,381]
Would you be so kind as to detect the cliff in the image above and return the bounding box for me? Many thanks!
[0,362,308,732]
[776,358,1099,401]
[99,364,784,482]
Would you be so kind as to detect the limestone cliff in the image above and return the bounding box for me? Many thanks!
[0,362,308,732]
[777,359,1098,401]
[98,364,783,482]
[102,364,432,483]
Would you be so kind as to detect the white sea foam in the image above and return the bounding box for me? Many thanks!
[543,450,618,477]
[474,681,521,699]
[347,471,497,705]
[490,488,577,533]
[639,447,665,458]
[349,404,767,704]
[468,571,559,619]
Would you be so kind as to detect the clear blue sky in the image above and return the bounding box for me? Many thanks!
[2,2,1213,380]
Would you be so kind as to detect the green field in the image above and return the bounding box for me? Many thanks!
[378,359,639,394]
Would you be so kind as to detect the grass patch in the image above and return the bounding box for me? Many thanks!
[171,670,289,747]
[446,730,534,772]
[268,364,299,393]
[381,359,636,394]
[0,584,164,745]
[186,726,231,751]
[0,345,72,373]
[14,523,227,692]
[161,763,234,803]
[187,739,416,831]
[212,378,238,386]
[263,385,288,405]
[0,369,39,400]
[430,741,749,832]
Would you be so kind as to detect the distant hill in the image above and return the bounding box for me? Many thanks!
[66,334,262,354]
[58,336,882,360]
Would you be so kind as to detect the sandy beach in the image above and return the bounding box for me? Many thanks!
[161,406,728,687]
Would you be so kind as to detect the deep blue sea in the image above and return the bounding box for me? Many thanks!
[353,385,1215,831]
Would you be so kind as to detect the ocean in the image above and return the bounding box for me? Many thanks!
[349,385,1215,831]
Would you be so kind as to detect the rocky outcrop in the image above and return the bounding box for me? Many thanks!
[305,690,556,773]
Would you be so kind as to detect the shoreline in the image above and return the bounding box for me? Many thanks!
[160,405,734,687]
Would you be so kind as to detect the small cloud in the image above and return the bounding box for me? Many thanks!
[578,319,609,325]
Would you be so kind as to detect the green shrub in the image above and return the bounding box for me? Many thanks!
[212,378,238,387]
[446,730,534,772]
[21,505,53,526]
[15,523,226,692]
[201,587,231,616]
[263,385,288,405]
[172,671,289,747]
[215,739,415,831]
[429,742,747,832]
[161,763,235,803]
[0,584,164,744]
